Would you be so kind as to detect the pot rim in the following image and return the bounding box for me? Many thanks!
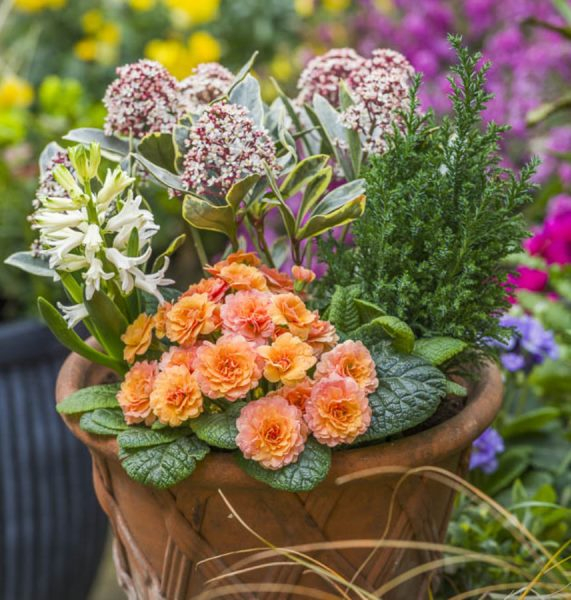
[56,350,503,490]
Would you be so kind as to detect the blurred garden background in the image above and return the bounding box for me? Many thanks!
[1,0,570,597]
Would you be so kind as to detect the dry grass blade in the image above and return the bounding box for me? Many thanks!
[448,581,571,600]
[194,582,343,600]
[520,539,571,599]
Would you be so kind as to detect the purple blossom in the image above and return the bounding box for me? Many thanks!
[469,427,504,474]
[493,314,559,373]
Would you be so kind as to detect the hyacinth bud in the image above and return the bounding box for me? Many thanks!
[96,168,136,210]
[68,143,101,183]
[52,164,84,199]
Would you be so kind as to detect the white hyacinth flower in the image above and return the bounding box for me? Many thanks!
[43,228,86,265]
[106,193,158,249]
[96,168,136,210]
[33,209,87,234]
[104,246,152,294]
[84,257,114,299]
[57,302,89,328]
[83,223,103,260]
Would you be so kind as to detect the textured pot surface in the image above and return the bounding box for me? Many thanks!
[0,320,107,600]
[56,351,502,600]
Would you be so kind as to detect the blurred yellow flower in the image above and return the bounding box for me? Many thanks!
[74,38,98,62]
[270,53,294,82]
[164,0,220,26]
[145,38,192,79]
[99,23,121,45]
[322,0,351,12]
[0,75,34,109]
[14,0,65,11]
[130,0,156,10]
[294,0,314,17]
[374,0,394,12]
[188,31,221,65]
[81,9,104,33]
[260,79,277,103]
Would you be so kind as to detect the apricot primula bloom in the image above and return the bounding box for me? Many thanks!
[260,265,294,293]
[205,250,261,277]
[257,332,316,386]
[193,334,263,401]
[220,290,274,344]
[154,302,172,339]
[315,340,378,394]
[182,277,228,303]
[269,293,316,340]
[117,360,157,425]
[306,316,339,357]
[158,345,198,372]
[217,263,268,292]
[150,365,203,426]
[121,312,154,363]
[305,375,371,446]
[267,377,313,411]
[292,265,316,284]
[165,293,219,346]
[236,395,308,469]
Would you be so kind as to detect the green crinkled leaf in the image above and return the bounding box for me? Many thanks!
[353,316,415,353]
[117,427,188,449]
[119,436,210,489]
[79,408,129,436]
[57,383,120,415]
[413,337,468,365]
[190,402,245,449]
[328,284,361,334]
[357,343,447,443]
[5,251,55,278]
[142,288,182,315]
[353,298,386,323]
[237,437,331,492]
[446,380,468,397]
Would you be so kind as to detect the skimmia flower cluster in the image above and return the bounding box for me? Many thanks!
[181,102,280,198]
[296,47,414,155]
[117,251,377,470]
[30,144,172,326]
[178,62,234,115]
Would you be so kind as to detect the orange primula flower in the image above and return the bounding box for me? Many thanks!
[315,340,378,394]
[304,374,371,446]
[117,360,157,425]
[257,332,316,386]
[182,277,228,303]
[165,293,219,346]
[154,302,172,339]
[121,313,155,364]
[268,292,316,339]
[306,315,339,357]
[292,265,316,284]
[218,263,268,292]
[158,345,198,373]
[236,395,308,469]
[205,250,261,277]
[193,334,263,401]
[260,264,294,293]
[267,377,313,411]
[150,365,203,426]
[220,290,274,344]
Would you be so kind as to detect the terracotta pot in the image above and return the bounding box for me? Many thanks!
[56,350,502,600]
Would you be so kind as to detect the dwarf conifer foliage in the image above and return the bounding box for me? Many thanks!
[319,36,538,347]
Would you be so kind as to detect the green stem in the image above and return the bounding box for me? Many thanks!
[189,225,209,270]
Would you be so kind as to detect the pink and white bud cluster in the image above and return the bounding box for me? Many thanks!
[341,49,414,154]
[178,62,234,116]
[296,48,365,107]
[181,102,280,198]
[103,59,179,139]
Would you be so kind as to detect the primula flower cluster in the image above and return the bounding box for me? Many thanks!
[117,252,378,470]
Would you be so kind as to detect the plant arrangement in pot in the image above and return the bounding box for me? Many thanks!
[7,36,535,598]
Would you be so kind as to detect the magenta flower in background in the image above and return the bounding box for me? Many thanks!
[525,194,571,265]
[469,428,504,474]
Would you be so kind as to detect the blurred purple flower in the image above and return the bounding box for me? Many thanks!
[469,427,504,474]
[493,314,559,373]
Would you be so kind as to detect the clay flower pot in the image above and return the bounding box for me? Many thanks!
[56,350,502,600]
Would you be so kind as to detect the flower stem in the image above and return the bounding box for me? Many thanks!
[189,225,209,270]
